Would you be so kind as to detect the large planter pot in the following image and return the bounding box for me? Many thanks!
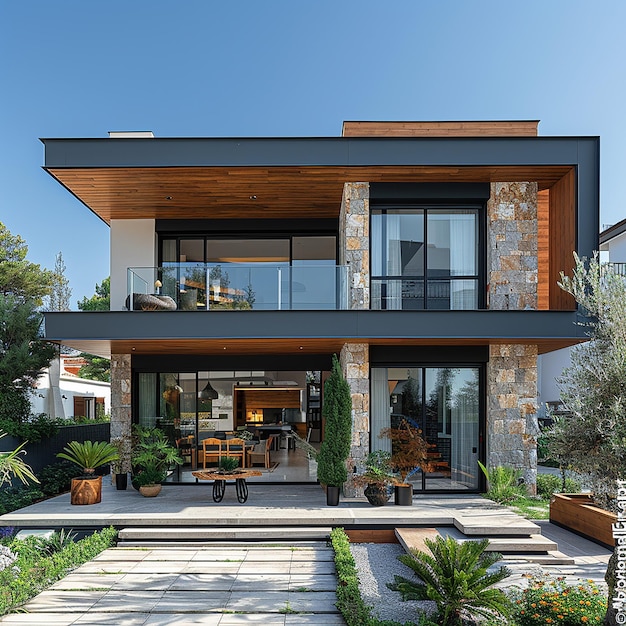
[139,484,162,498]
[394,484,413,506]
[364,483,391,506]
[70,476,102,505]
[550,493,616,548]
[115,473,128,490]
[326,485,341,506]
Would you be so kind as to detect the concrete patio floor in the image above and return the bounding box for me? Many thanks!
[0,480,539,535]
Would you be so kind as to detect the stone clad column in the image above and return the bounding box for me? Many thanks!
[338,183,370,495]
[339,182,369,310]
[487,182,539,494]
[110,353,132,472]
[340,343,369,497]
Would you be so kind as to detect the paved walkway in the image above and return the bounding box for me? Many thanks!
[0,542,346,625]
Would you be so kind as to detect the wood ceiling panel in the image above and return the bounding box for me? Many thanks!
[56,336,585,360]
[47,165,572,224]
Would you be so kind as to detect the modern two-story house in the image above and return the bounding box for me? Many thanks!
[40,121,599,494]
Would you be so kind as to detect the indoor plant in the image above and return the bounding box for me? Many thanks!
[316,354,352,506]
[131,425,182,497]
[380,419,434,506]
[354,450,398,506]
[56,440,119,505]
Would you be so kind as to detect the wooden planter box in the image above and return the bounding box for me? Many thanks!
[550,493,616,548]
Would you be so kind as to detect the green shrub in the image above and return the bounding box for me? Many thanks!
[511,574,606,625]
[329,527,419,626]
[0,526,117,615]
[536,474,561,498]
[37,460,76,496]
[536,474,581,499]
[0,414,59,443]
[388,535,511,626]
[0,486,44,514]
[478,462,525,503]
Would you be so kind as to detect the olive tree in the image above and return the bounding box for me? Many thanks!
[546,253,626,513]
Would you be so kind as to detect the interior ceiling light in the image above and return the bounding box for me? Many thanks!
[198,380,219,400]
[165,196,173,200]
[249,195,257,200]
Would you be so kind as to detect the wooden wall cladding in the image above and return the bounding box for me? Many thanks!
[342,120,539,137]
[549,169,577,310]
[537,189,550,310]
[241,389,301,409]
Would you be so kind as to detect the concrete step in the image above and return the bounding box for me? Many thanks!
[503,551,575,565]
[454,514,540,537]
[486,534,558,553]
[118,526,333,545]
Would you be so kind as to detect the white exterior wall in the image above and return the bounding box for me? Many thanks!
[601,231,626,262]
[110,219,157,311]
[537,346,572,410]
[32,374,111,419]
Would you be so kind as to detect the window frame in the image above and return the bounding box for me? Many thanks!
[370,201,487,310]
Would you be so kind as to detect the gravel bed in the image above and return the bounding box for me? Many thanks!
[350,542,435,624]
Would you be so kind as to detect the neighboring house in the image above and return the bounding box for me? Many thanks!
[32,352,111,420]
[40,121,599,493]
[537,220,624,413]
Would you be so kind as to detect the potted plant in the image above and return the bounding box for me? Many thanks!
[131,425,182,497]
[354,450,398,506]
[110,436,130,490]
[380,419,434,506]
[57,440,119,505]
[316,354,352,506]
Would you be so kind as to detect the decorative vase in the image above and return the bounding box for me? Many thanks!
[364,483,390,506]
[70,476,102,505]
[326,485,341,506]
[115,473,128,490]
[139,484,162,497]
[394,484,413,506]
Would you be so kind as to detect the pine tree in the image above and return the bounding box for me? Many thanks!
[0,295,56,423]
[77,277,110,311]
[0,221,55,304]
[47,251,72,311]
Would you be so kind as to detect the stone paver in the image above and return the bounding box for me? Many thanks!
[0,543,345,625]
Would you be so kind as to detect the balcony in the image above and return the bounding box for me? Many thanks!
[127,264,350,311]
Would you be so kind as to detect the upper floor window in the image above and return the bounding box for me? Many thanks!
[371,206,482,310]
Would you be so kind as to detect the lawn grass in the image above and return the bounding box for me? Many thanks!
[507,495,550,520]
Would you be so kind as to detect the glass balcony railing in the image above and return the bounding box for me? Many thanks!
[371,278,479,310]
[127,264,350,311]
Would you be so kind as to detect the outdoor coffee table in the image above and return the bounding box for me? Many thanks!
[192,469,262,503]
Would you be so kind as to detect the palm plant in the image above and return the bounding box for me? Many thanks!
[0,431,39,487]
[56,440,119,476]
[387,535,511,626]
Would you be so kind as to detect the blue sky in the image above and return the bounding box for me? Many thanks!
[1,1,625,307]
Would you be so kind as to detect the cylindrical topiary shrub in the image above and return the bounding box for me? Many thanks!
[316,354,352,505]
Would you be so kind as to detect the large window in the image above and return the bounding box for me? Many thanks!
[371,366,481,490]
[371,207,481,309]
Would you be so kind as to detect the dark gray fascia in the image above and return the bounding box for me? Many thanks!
[42,310,588,342]
[41,135,596,169]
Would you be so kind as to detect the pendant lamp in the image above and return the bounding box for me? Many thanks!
[199,379,218,400]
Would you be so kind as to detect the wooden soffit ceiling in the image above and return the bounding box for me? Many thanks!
[46,165,573,224]
[54,336,584,360]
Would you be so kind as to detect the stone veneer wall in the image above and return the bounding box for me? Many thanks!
[339,182,369,310]
[110,353,132,472]
[487,182,539,494]
[487,344,539,493]
[488,182,538,310]
[340,343,370,497]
